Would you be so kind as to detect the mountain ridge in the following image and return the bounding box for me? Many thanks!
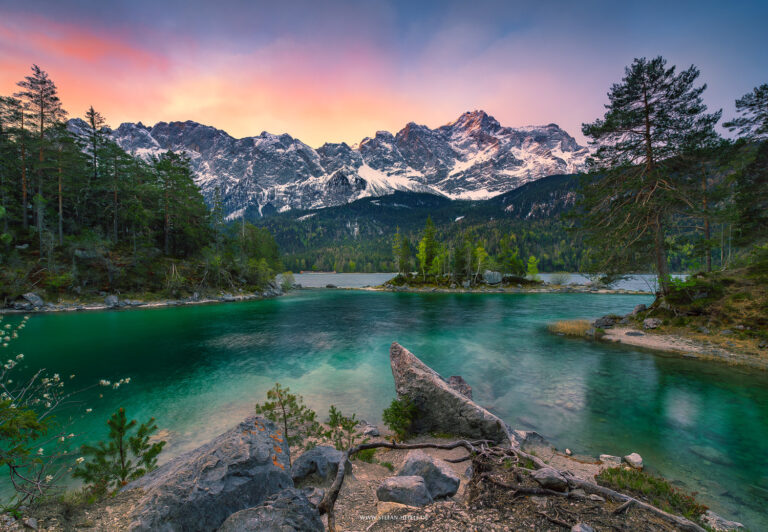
[67,110,588,218]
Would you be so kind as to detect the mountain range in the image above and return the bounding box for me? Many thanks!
[67,110,588,219]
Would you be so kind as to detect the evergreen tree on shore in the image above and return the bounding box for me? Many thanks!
[580,56,721,294]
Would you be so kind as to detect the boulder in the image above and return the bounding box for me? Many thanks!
[361,424,380,437]
[376,476,433,506]
[291,446,351,486]
[483,270,502,285]
[623,453,643,469]
[397,450,460,499]
[599,454,622,467]
[122,416,292,531]
[390,343,512,445]
[217,488,323,532]
[593,316,616,329]
[104,295,119,308]
[632,304,647,315]
[22,292,44,308]
[701,510,744,531]
[643,318,662,330]
[446,376,472,399]
[531,467,568,492]
[300,487,325,508]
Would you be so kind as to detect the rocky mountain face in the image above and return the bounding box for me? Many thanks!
[68,110,588,218]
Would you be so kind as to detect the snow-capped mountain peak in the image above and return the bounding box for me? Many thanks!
[67,110,588,218]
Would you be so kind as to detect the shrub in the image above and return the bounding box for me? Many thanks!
[255,383,321,464]
[380,461,395,471]
[596,467,707,520]
[73,408,165,497]
[354,448,376,463]
[280,271,295,291]
[325,405,362,451]
[382,397,417,441]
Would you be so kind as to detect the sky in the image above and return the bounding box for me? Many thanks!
[1,0,766,147]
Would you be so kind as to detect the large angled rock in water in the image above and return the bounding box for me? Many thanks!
[217,488,323,532]
[389,342,513,445]
[122,416,292,531]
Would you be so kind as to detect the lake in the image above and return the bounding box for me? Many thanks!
[5,289,767,528]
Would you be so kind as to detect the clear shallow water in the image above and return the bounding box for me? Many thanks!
[6,291,768,528]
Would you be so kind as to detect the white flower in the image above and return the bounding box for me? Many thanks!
[99,379,110,386]
[68,433,75,438]
[69,374,75,379]
[4,324,10,329]
[59,437,65,442]
[16,353,23,360]
[86,408,92,413]
[37,448,44,456]
[76,457,85,464]
[45,475,53,483]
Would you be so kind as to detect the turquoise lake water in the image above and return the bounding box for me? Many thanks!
[5,290,768,528]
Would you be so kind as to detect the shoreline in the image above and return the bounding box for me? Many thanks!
[600,326,768,370]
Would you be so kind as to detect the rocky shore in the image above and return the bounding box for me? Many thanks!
[4,342,745,531]
[1,283,288,315]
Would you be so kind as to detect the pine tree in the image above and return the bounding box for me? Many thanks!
[14,65,67,251]
[723,83,768,140]
[580,56,720,294]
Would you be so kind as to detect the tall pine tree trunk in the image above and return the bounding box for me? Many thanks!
[57,147,63,246]
[37,107,44,253]
[20,111,27,230]
[164,189,170,255]
[701,168,711,272]
[113,155,118,243]
[654,213,670,295]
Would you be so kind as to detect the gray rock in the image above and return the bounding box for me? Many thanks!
[483,270,502,285]
[291,446,351,486]
[389,342,512,445]
[22,292,44,308]
[122,416,292,531]
[446,375,472,399]
[217,488,323,532]
[23,517,38,530]
[643,318,662,330]
[300,487,325,508]
[623,453,643,469]
[462,280,471,289]
[632,303,647,315]
[571,524,595,532]
[531,467,568,492]
[588,494,605,502]
[594,316,616,329]
[397,450,460,499]
[361,424,380,437]
[720,329,733,335]
[104,295,119,308]
[599,454,622,467]
[376,476,433,506]
[625,331,644,337]
[701,510,744,531]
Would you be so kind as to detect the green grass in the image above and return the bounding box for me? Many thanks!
[354,448,376,463]
[380,461,395,471]
[596,467,708,521]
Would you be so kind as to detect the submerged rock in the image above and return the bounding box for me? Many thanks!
[217,488,323,532]
[376,476,433,506]
[291,446,350,486]
[122,416,291,531]
[397,450,460,499]
[701,510,744,531]
[389,342,512,445]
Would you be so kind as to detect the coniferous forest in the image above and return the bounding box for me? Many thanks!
[0,65,282,305]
